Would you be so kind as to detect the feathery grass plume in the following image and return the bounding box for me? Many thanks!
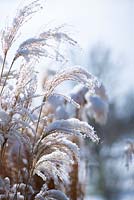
[39,26,77,62]
[32,133,80,187]
[1,0,42,55]
[43,66,99,99]
[49,93,81,109]
[0,0,42,90]
[35,66,99,136]
[0,177,35,199]
[37,189,69,200]
[34,132,80,161]
[35,184,69,200]
[44,118,99,143]
[34,150,72,185]
[15,26,77,62]
[15,38,48,62]
[14,61,37,98]
[33,67,101,199]
[39,25,77,46]
[0,0,102,199]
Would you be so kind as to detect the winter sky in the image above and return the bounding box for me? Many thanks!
[0,0,133,101]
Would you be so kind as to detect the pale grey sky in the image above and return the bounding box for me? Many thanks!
[0,0,133,101]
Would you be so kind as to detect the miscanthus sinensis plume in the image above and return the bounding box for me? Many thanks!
[0,0,102,199]
[1,0,42,55]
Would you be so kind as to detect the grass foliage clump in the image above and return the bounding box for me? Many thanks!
[0,1,100,199]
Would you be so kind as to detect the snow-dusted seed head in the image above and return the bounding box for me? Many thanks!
[43,66,99,99]
[0,0,103,199]
[45,118,99,143]
[15,38,47,62]
[1,0,42,54]
[34,150,72,185]
[15,26,77,63]
[35,188,69,200]
[39,27,77,46]
[15,62,37,95]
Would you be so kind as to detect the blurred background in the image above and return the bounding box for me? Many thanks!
[0,0,134,199]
